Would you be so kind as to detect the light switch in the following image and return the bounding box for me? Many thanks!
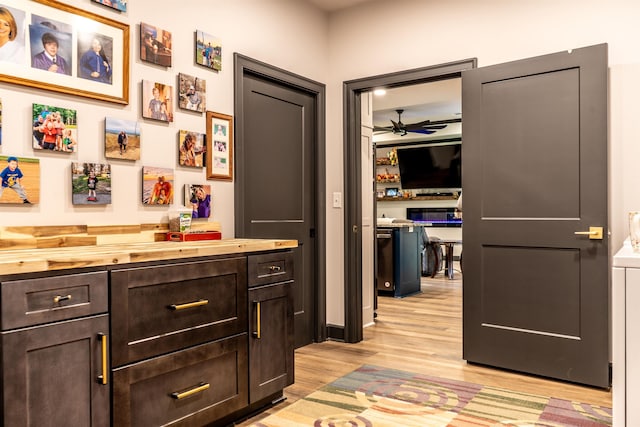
[332,192,342,208]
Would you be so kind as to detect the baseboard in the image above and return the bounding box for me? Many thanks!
[326,325,345,342]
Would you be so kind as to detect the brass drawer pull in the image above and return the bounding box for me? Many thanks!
[268,265,282,273]
[168,299,209,311]
[53,294,72,304]
[253,301,261,339]
[97,333,108,385]
[170,382,210,400]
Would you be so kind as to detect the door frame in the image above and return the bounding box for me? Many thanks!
[234,53,327,343]
[342,59,476,343]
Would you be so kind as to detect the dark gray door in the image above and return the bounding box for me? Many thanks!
[236,72,316,348]
[462,44,609,387]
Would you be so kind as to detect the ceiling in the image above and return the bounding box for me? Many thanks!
[303,0,378,12]
[372,79,462,142]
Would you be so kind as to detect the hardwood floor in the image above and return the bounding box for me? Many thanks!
[238,265,612,426]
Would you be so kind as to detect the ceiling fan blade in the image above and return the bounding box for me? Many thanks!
[421,124,448,130]
[373,126,392,133]
[407,128,437,135]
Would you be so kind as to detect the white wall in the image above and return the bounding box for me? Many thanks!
[0,0,328,236]
[324,0,640,326]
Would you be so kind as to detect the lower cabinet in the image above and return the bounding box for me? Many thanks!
[2,314,110,427]
[112,334,248,427]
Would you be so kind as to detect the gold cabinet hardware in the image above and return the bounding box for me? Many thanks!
[170,382,210,400]
[253,301,261,339]
[53,294,72,304]
[574,226,604,240]
[97,333,108,385]
[168,299,209,311]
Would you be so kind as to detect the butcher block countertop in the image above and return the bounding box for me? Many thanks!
[0,238,299,276]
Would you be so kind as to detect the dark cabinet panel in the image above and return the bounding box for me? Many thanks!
[112,334,248,427]
[2,314,110,427]
[248,280,294,403]
[110,257,247,366]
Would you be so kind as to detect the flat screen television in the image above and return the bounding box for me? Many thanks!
[396,143,461,190]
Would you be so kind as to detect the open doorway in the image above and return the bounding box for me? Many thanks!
[342,59,476,343]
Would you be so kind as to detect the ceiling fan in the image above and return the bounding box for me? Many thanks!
[374,109,459,136]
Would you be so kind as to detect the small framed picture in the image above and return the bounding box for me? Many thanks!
[178,73,206,112]
[385,187,399,197]
[140,22,172,67]
[185,184,212,219]
[105,117,140,160]
[0,155,39,205]
[32,103,77,153]
[195,30,221,71]
[178,130,205,168]
[142,166,174,205]
[141,80,173,122]
[206,111,233,181]
[92,0,127,12]
[71,163,111,205]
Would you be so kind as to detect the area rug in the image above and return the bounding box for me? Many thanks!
[249,365,612,427]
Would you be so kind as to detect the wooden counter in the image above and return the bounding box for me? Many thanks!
[0,238,298,276]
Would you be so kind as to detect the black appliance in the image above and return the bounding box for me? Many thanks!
[376,226,421,298]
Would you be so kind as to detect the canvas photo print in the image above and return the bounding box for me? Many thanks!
[140,22,172,67]
[0,155,39,204]
[142,166,174,205]
[0,5,27,66]
[185,184,211,219]
[92,0,126,12]
[178,130,205,168]
[142,80,173,122]
[195,30,221,71]
[72,163,111,205]
[105,117,140,161]
[32,103,77,153]
[178,73,206,112]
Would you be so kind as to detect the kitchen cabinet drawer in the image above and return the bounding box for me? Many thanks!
[110,257,247,366]
[112,334,248,427]
[1,271,108,330]
[248,251,294,287]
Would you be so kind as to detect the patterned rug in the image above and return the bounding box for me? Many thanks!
[249,365,612,427]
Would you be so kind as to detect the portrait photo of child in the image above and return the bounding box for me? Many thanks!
[71,163,112,205]
[142,166,174,205]
[32,103,78,153]
[142,80,173,122]
[0,155,40,205]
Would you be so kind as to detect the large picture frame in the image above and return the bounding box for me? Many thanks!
[206,111,233,181]
[0,0,129,105]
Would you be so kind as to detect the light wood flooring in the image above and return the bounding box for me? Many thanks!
[238,265,612,426]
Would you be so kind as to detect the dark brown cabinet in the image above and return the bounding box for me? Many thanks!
[1,271,110,427]
[110,257,249,427]
[248,252,295,403]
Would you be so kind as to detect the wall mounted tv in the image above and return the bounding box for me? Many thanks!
[396,143,461,190]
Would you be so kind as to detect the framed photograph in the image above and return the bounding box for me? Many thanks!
[92,0,126,13]
[141,80,173,122]
[178,73,206,112]
[178,130,205,168]
[206,111,233,181]
[32,103,77,153]
[0,155,40,204]
[71,162,111,205]
[184,184,211,219]
[195,30,221,71]
[142,166,174,205]
[0,0,129,105]
[140,22,172,67]
[105,117,140,161]
[0,98,3,146]
[385,187,399,197]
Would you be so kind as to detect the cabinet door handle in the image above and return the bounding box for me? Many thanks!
[170,382,210,400]
[97,333,108,385]
[269,265,282,273]
[168,299,209,311]
[253,301,261,339]
[53,294,72,304]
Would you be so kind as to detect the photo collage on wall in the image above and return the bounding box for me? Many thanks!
[0,1,229,209]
